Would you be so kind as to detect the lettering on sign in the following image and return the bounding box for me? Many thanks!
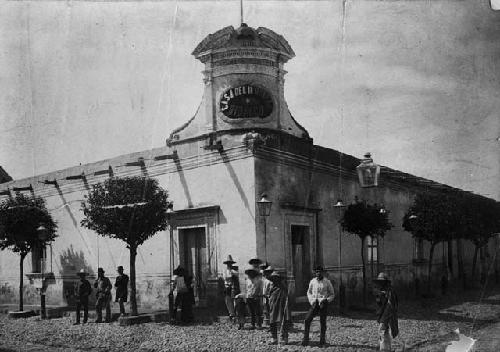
[220,85,273,119]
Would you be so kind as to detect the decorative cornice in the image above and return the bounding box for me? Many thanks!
[192,25,295,63]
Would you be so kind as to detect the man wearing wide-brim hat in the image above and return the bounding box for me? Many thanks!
[114,266,129,317]
[235,266,263,329]
[222,255,238,320]
[267,271,291,345]
[94,267,112,323]
[261,265,274,327]
[302,266,335,347]
[249,258,263,270]
[74,269,92,325]
[373,272,399,352]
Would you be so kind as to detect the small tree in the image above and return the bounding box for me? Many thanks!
[0,194,57,311]
[341,199,393,306]
[462,198,500,284]
[403,193,454,294]
[81,176,169,316]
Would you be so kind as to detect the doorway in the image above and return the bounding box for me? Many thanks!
[291,225,311,295]
[178,227,207,303]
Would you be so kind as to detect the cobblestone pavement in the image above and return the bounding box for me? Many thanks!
[1,287,500,352]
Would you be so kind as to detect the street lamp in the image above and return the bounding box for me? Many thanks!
[166,202,175,322]
[257,194,272,261]
[333,199,346,309]
[36,224,48,319]
[356,153,380,188]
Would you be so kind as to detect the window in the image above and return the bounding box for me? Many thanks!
[367,236,378,262]
[31,243,47,273]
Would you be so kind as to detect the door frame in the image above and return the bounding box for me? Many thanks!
[283,213,317,281]
[177,225,209,302]
[290,224,312,295]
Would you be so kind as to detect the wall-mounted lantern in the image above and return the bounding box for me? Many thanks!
[356,153,380,188]
[333,199,346,209]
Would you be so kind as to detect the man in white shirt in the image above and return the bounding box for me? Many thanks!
[302,266,335,347]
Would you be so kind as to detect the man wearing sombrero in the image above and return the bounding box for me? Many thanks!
[94,267,112,323]
[235,262,263,329]
[222,255,238,320]
[74,269,92,325]
[268,271,291,345]
[261,265,274,327]
[373,272,399,351]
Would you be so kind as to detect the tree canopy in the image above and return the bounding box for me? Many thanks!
[0,193,57,311]
[0,193,57,256]
[81,176,170,249]
[340,199,393,306]
[402,193,454,245]
[341,200,393,239]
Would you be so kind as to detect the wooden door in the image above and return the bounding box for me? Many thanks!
[179,227,207,302]
[291,225,311,294]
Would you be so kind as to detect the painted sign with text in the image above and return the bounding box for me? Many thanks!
[220,85,273,119]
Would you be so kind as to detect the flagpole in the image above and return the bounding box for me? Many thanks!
[240,0,244,24]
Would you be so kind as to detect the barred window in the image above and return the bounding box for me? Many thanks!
[31,243,47,273]
[367,236,378,262]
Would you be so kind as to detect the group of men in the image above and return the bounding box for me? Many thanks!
[222,255,292,345]
[74,266,129,324]
[222,255,399,351]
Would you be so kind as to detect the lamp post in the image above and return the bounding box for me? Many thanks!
[166,203,175,321]
[36,224,48,319]
[376,205,386,275]
[257,194,272,261]
[333,199,346,310]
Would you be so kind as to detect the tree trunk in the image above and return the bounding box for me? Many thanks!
[361,237,367,307]
[456,239,466,289]
[427,242,435,294]
[480,245,487,285]
[472,243,479,282]
[19,253,26,312]
[447,240,453,277]
[130,246,138,316]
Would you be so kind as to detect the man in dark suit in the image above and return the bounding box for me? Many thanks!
[114,266,129,316]
[74,269,92,325]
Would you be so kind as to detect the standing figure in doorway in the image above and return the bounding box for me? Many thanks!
[171,266,194,324]
[222,255,237,320]
[268,271,291,345]
[94,267,112,323]
[373,272,399,352]
[114,266,129,316]
[302,266,335,347]
[74,269,92,325]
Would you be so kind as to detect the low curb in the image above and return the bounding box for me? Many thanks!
[7,310,37,319]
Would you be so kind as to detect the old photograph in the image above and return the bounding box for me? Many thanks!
[1,0,499,351]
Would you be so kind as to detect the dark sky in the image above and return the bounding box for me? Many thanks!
[1,0,499,199]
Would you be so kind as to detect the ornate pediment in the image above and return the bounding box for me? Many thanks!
[192,24,295,62]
